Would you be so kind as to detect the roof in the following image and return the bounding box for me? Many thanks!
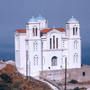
[41,28,65,33]
[16,28,65,34]
[29,16,37,22]
[28,15,46,23]
[16,29,26,33]
[40,28,52,33]
[36,15,45,21]
[67,16,79,24]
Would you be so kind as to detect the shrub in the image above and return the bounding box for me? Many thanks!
[0,84,10,90]
[74,87,80,90]
[0,73,12,83]
[68,79,78,84]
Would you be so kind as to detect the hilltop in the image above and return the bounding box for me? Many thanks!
[0,61,52,90]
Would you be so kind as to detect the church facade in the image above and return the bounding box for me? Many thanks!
[15,16,81,77]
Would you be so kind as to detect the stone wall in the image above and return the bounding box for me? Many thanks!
[40,65,90,83]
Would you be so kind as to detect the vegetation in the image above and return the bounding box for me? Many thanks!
[68,79,78,84]
[0,63,52,90]
[0,73,12,83]
[73,87,87,90]
[74,87,80,90]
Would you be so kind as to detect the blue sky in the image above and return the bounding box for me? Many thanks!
[0,0,90,64]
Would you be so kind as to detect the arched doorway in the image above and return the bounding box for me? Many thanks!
[51,56,57,66]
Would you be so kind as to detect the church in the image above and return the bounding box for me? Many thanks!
[15,15,81,77]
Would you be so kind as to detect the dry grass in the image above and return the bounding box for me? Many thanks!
[0,64,52,90]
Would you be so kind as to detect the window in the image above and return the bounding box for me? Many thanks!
[82,72,85,76]
[33,41,38,51]
[73,27,78,35]
[34,55,38,65]
[33,26,38,36]
[74,40,78,49]
[56,38,58,49]
[76,27,78,35]
[48,67,50,69]
[36,27,37,36]
[73,27,75,35]
[50,36,58,49]
[50,38,52,49]
[53,36,55,49]
[51,56,57,66]
[74,53,78,63]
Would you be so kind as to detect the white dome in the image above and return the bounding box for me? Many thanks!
[67,16,79,24]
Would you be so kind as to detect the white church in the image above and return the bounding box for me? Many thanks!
[15,15,81,77]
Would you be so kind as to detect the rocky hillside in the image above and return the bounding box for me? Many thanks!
[0,61,52,90]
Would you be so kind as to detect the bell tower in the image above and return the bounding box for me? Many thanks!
[66,16,80,38]
[66,16,81,68]
[25,15,47,76]
[26,16,41,39]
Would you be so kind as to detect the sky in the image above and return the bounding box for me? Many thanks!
[0,0,90,64]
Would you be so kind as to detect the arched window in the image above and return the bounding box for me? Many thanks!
[73,27,78,35]
[34,55,38,65]
[33,41,38,51]
[51,56,57,66]
[56,38,58,49]
[36,27,37,36]
[74,53,78,63]
[76,27,78,35]
[50,36,58,49]
[50,38,52,49]
[74,40,78,49]
[73,27,75,35]
[53,36,55,49]
[33,26,38,36]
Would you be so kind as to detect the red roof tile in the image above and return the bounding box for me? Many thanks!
[16,29,26,33]
[41,28,65,33]
[40,28,52,33]
[16,28,65,34]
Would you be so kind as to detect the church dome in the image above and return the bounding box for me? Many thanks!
[29,16,37,22]
[67,16,79,24]
[36,15,45,21]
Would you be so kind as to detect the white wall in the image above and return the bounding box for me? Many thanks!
[15,33,27,75]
